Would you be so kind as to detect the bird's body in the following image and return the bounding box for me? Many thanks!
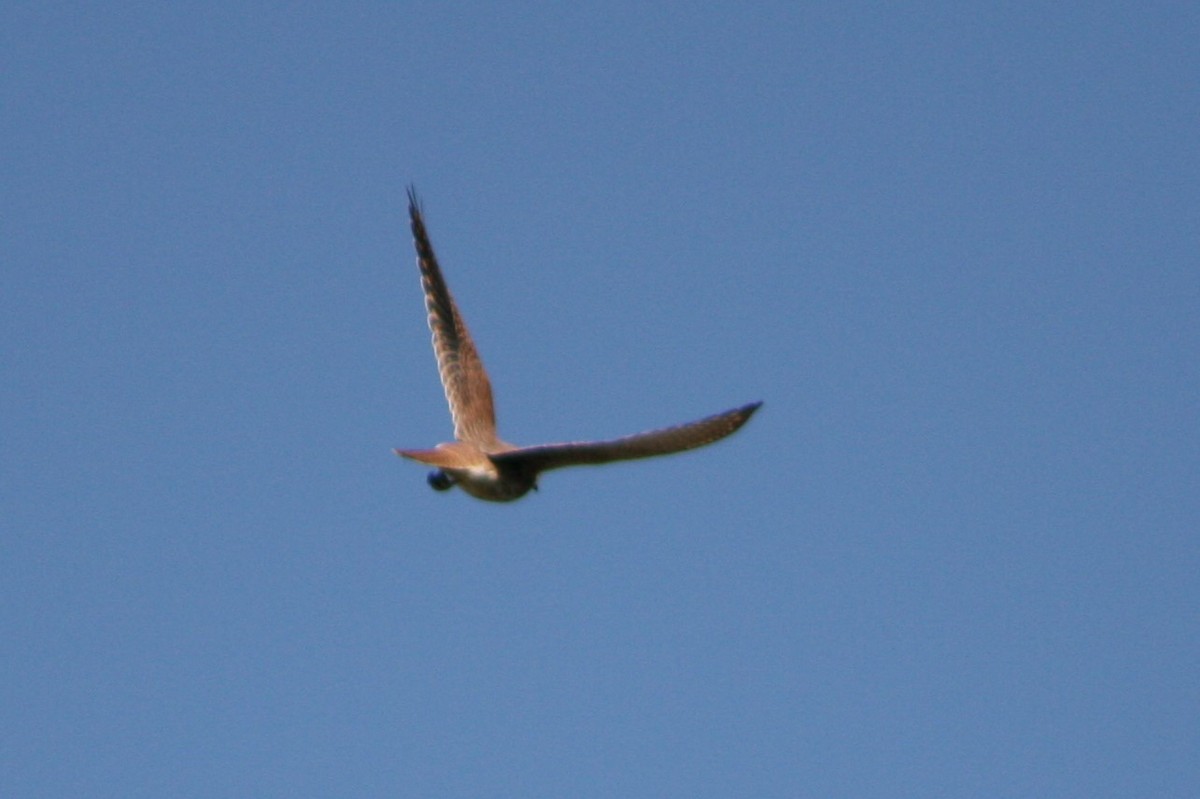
[395,188,760,502]
[398,440,528,502]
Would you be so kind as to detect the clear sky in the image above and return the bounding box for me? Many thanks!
[3,2,1197,796]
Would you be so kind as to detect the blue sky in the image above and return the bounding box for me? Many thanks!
[3,2,1197,796]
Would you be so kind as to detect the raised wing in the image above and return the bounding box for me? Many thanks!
[408,188,499,446]
[490,402,761,476]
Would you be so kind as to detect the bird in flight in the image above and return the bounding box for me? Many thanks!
[395,188,761,502]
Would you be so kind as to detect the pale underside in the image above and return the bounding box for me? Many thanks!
[395,188,760,502]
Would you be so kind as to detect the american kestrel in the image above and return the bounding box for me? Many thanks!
[395,188,761,502]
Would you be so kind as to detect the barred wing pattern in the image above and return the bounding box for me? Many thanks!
[408,188,499,446]
[490,402,761,476]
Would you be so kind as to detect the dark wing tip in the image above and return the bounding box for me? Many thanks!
[407,186,429,242]
[734,401,763,425]
[722,401,762,437]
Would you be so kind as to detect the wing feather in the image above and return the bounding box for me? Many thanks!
[407,188,499,446]
[490,402,761,476]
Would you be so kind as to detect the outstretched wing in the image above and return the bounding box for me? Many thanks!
[407,187,499,446]
[490,402,761,476]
